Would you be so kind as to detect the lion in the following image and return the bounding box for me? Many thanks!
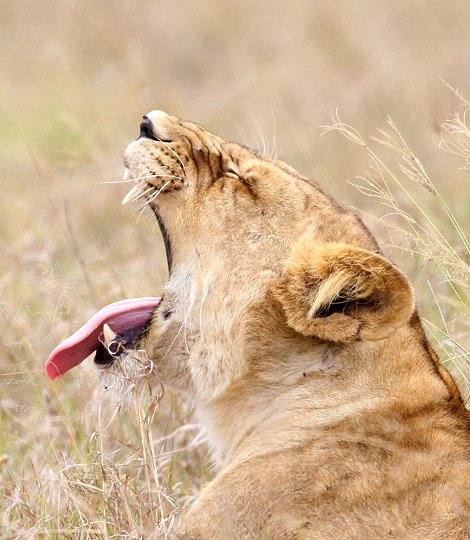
[46,111,470,539]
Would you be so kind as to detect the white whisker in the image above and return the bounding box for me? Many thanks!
[198,281,210,339]
[98,178,144,185]
[255,122,268,156]
[158,139,187,173]
[135,203,149,223]
[135,180,173,223]
[183,296,196,354]
[248,128,261,156]
[133,185,156,203]
[97,174,177,185]
[161,295,196,362]
[146,180,172,205]
[270,105,278,159]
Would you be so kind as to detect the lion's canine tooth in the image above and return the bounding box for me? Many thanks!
[103,324,117,347]
[122,183,142,205]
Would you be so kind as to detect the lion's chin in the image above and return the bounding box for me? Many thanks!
[98,347,162,407]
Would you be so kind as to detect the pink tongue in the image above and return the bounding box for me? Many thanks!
[45,297,161,380]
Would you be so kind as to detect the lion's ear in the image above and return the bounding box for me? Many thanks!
[275,237,414,342]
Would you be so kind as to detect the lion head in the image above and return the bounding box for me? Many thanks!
[115,111,413,400]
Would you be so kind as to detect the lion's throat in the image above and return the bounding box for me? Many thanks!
[45,297,161,380]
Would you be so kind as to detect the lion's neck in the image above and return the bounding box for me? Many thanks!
[193,342,341,468]
[192,329,455,470]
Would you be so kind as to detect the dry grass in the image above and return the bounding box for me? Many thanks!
[324,90,470,402]
[1,1,470,537]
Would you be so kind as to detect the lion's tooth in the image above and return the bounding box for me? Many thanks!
[103,324,117,347]
[122,183,142,205]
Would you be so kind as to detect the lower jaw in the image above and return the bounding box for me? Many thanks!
[94,320,152,367]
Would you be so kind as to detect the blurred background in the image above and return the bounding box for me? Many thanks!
[1,0,470,536]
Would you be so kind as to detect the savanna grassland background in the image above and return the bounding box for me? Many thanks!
[1,1,470,537]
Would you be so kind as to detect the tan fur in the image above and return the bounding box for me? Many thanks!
[103,111,470,539]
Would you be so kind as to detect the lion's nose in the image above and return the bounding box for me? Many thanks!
[139,116,156,140]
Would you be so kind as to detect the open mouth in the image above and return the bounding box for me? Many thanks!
[46,183,172,381]
[45,116,174,381]
[45,297,161,379]
[45,184,169,380]
[45,185,170,380]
